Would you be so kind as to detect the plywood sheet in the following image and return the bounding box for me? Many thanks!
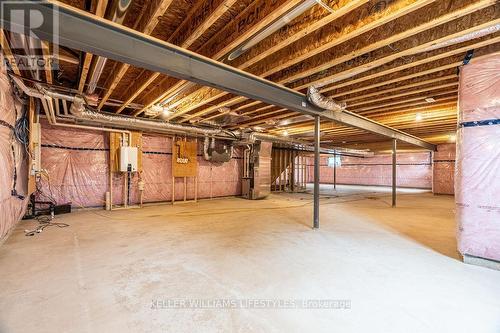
[172,138,197,177]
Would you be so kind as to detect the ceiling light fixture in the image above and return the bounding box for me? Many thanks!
[415,112,423,121]
[425,97,436,103]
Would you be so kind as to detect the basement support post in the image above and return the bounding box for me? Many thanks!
[333,152,337,190]
[313,115,320,229]
[392,138,397,207]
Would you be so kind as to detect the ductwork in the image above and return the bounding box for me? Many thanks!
[69,100,226,137]
[203,136,215,160]
[11,76,371,158]
[307,86,346,112]
[422,24,500,53]
[247,132,305,145]
[203,136,233,162]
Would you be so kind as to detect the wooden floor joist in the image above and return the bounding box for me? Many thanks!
[77,0,108,93]
[342,74,457,102]
[114,0,239,114]
[170,0,438,121]
[134,0,304,116]
[97,0,175,110]
[178,6,500,123]
[8,0,500,148]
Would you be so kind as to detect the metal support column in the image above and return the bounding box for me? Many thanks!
[313,116,320,229]
[333,152,337,190]
[392,139,397,207]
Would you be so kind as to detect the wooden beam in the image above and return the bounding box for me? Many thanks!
[135,0,304,116]
[235,0,370,71]
[77,0,108,92]
[115,73,159,113]
[40,41,52,84]
[343,74,457,102]
[360,101,457,117]
[351,90,458,113]
[78,53,92,92]
[283,0,497,85]
[348,82,458,107]
[0,30,20,75]
[115,0,238,113]
[183,0,238,49]
[331,71,458,99]
[261,0,436,79]
[223,43,500,132]
[175,0,496,122]
[360,97,457,116]
[301,19,500,90]
[97,0,174,109]
[321,35,500,93]
[171,0,435,121]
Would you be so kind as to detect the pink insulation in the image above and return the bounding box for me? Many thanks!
[432,143,456,195]
[40,123,110,207]
[0,58,28,240]
[456,53,500,262]
[306,152,432,188]
[40,124,242,207]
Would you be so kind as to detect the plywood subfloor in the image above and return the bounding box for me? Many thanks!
[1,185,499,333]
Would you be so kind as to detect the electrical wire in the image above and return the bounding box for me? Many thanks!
[24,215,69,236]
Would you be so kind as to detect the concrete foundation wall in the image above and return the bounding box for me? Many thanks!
[39,122,242,207]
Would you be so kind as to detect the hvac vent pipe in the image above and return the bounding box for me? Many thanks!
[307,86,346,112]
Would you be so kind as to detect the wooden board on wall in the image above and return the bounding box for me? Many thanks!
[109,131,143,172]
[172,138,197,177]
[27,97,37,195]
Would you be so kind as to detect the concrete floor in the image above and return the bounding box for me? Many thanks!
[1,185,500,333]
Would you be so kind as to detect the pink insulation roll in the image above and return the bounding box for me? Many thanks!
[0,57,28,240]
[456,53,500,262]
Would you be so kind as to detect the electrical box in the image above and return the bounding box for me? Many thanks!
[119,146,138,172]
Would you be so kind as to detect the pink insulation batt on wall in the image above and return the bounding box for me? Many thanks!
[432,143,456,195]
[39,122,242,207]
[0,58,28,241]
[306,152,432,189]
[456,53,500,262]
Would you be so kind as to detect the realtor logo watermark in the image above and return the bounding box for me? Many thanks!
[152,298,351,310]
[1,1,59,71]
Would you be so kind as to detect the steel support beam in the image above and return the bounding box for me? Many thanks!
[0,0,436,151]
[313,116,320,229]
[392,139,397,207]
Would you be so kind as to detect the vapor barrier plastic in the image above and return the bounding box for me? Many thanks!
[456,53,500,262]
[39,126,242,207]
[0,57,28,240]
[306,152,432,189]
[39,122,111,207]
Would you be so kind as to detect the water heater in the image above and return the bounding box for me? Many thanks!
[119,146,138,172]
